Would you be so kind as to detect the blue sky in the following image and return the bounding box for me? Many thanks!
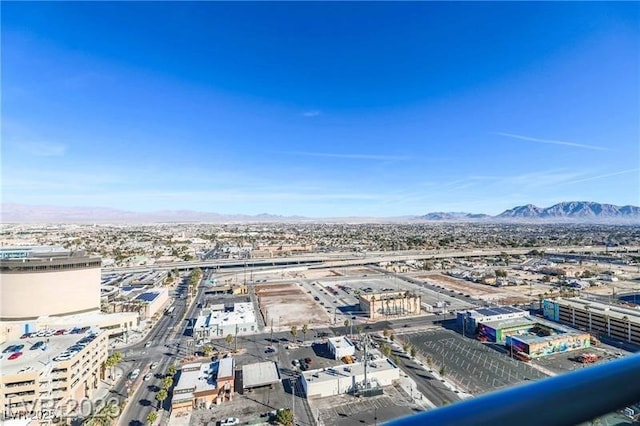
[2,2,639,216]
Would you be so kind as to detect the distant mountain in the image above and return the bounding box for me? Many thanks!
[496,202,640,222]
[1,201,638,224]
[0,203,308,224]
[416,212,491,221]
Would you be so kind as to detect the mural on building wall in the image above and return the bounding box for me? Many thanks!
[542,300,560,321]
[528,335,590,358]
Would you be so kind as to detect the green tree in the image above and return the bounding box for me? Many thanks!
[495,269,508,278]
[389,333,395,342]
[402,342,410,352]
[301,324,309,342]
[155,389,168,410]
[392,355,401,365]
[225,334,234,347]
[162,376,173,390]
[146,411,158,425]
[167,364,177,377]
[383,329,390,338]
[275,408,294,426]
[410,346,417,358]
[290,325,298,342]
[203,344,213,357]
[439,366,446,377]
[381,344,392,357]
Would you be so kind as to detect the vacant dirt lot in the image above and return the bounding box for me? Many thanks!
[256,283,331,327]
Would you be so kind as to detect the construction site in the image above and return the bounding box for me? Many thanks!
[255,283,331,328]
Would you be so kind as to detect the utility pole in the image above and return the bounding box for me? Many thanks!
[270,318,274,343]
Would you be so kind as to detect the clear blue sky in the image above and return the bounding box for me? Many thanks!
[2,2,639,216]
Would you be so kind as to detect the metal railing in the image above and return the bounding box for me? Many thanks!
[386,353,640,426]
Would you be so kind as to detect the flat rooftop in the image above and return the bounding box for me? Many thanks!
[242,361,280,388]
[470,306,527,318]
[301,358,398,385]
[0,328,101,376]
[328,336,354,350]
[194,302,256,330]
[174,361,219,400]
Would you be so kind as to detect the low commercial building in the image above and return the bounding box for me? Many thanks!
[241,361,281,392]
[301,358,400,399]
[192,303,258,339]
[0,329,108,423]
[359,292,421,320]
[327,336,355,361]
[171,358,235,413]
[543,297,640,346]
[457,306,528,336]
[134,288,170,319]
[458,306,590,359]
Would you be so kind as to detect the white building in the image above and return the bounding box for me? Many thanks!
[301,358,400,398]
[192,302,258,338]
[327,336,355,360]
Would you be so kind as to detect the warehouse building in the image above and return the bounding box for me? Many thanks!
[458,306,590,359]
[543,297,640,346]
[241,361,281,392]
[301,358,400,399]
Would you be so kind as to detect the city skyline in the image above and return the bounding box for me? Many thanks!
[2,2,639,216]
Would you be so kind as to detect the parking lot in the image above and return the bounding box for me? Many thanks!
[534,346,625,375]
[311,383,423,426]
[189,382,291,425]
[400,329,548,395]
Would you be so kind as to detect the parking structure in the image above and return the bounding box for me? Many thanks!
[399,329,547,395]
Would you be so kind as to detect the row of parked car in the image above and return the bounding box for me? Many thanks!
[53,331,99,362]
[20,326,91,340]
[2,343,25,360]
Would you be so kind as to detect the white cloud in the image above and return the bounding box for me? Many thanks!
[20,141,67,157]
[301,110,322,117]
[494,132,610,151]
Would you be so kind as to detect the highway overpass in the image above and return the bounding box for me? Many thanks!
[102,245,639,274]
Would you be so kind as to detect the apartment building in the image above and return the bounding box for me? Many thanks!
[1,329,108,423]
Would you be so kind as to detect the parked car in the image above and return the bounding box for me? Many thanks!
[304,357,313,364]
[144,373,153,381]
[30,341,45,351]
[8,352,23,360]
[3,346,16,354]
[220,418,240,426]
[12,345,24,352]
[150,362,159,369]
[20,333,32,339]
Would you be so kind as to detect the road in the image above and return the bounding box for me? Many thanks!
[114,276,205,426]
[102,246,640,274]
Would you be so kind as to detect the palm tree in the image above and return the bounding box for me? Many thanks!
[301,324,309,342]
[225,334,234,348]
[290,325,298,343]
[155,388,168,410]
[146,411,158,425]
[167,364,177,377]
[203,344,213,357]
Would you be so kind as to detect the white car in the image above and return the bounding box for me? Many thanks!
[220,418,239,426]
[150,362,159,370]
[145,341,152,348]
[143,373,153,381]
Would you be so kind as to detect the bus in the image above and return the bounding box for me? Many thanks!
[165,306,175,317]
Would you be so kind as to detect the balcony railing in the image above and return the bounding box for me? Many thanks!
[386,353,640,426]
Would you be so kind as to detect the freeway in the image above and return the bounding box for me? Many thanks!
[102,246,640,274]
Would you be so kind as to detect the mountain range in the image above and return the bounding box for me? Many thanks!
[1,201,638,224]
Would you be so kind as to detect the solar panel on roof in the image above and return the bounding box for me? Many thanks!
[476,308,495,316]
[135,292,159,302]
